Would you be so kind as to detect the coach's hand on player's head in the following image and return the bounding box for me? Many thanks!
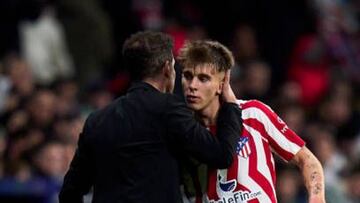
[221,70,237,104]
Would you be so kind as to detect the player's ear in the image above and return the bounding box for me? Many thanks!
[216,74,225,95]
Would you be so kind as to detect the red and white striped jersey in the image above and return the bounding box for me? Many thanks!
[205,100,305,203]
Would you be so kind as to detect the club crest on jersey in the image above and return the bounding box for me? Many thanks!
[236,136,251,158]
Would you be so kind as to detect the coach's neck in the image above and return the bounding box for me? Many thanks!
[143,76,168,93]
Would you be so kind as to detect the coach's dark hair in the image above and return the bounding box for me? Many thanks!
[122,31,174,80]
[177,40,234,72]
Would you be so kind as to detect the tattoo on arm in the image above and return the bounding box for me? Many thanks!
[312,183,322,195]
[294,147,325,201]
[307,161,323,196]
[310,171,318,181]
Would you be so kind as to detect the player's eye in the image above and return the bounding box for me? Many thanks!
[198,75,210,82]
[183,72,193,80]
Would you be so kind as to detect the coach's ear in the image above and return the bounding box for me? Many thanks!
[163,60,172,78]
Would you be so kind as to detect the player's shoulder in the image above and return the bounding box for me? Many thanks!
[236,99,270,110]
[236,99,276,119]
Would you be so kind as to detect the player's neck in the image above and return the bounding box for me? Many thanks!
[196,98,221,127]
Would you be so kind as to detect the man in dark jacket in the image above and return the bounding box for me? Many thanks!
[59,31,242,203]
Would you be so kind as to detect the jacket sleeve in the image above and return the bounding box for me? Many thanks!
[165,95,242,168]
[59,115,95,203]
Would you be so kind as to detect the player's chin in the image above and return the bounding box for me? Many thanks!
[187,103,200,111]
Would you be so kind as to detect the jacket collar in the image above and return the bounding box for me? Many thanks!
[128,81,160,93]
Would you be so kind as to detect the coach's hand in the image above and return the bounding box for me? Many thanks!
[221,70,237,104]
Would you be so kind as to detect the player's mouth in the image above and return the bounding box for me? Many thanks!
[186,95,200,103]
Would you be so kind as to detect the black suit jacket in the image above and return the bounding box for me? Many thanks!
[59,82,242,203]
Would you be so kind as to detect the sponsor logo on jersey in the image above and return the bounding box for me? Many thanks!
[207,174,261,203]
[208,190,262,203]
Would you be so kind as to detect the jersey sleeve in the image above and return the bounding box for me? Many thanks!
[242,100,305,161]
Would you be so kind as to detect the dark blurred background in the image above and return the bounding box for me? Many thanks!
[0,0,359,202]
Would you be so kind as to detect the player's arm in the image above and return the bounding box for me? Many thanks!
[291,147,326,203]
[250,100,325,202]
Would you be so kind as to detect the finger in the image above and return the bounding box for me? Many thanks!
[224,70,231,83]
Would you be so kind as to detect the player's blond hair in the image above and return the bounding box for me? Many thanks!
[177,40,235,72]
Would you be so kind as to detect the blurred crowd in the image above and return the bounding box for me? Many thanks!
[0,0,359,203]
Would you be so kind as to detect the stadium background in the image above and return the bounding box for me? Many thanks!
[0,0,359,202]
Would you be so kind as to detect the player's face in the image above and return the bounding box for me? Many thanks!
[182,64,224,112]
